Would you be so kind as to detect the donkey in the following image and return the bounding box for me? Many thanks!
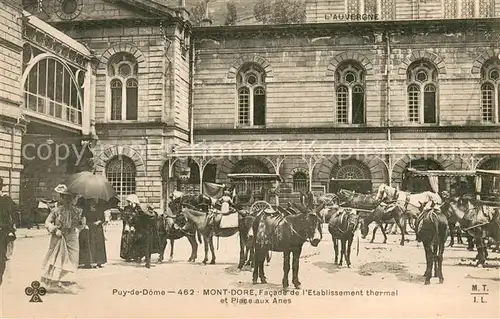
[252,202,325,289]
[359,203,407,245]
[447,197,499,266]
[415,200,448,285]
[328,208,360,267]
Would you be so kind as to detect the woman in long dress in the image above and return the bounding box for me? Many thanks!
[120,194,140,261]
[41,184,86,292]
[78,198,107,268]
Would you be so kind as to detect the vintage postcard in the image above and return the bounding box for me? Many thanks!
[0,0,499,318]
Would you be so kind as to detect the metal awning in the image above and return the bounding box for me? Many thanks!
[168,139,500,157]
[407,168,476,177]
[476,169,500,177]
[227,173,282,181]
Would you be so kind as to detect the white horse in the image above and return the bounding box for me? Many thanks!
[375,184,442,223]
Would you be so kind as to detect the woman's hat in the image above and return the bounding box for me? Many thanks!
[54,184,70,195]
[125,194,140,205]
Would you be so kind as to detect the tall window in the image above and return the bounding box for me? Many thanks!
[106,156,136,205]
[407,60,438,124]
[335,61,365,124]
[480,59,500,123]
[237,64,266,127]
[461,0,475,18]
[292,171,309,193]
[23,51,84,125]
[108,53,138,121]
[443,0,457,18]
[479,0,495,18]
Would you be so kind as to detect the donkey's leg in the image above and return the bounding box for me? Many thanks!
[340,239,346,267]
[433,243,439,277]
[423,241,433,285]
[370,224,378,243]
[157,236,167,263]
[282,251,291,289]
[168,239,175,261]
[252,248,261,284]
[438,234,446,284]
[259,250,267,284]
[448,224,455,247]
[346,235,354,268]
[379,222,388,244]
[332,236,339,265]
[202,234,209,264]
[209,236,216,264]
[396,216,405,246]
[238,234,247,270]
[292,248,302,289]
[187,235,198,262]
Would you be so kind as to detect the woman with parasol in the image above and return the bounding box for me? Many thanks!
[77,197,108,269]
[65,172,117,269]
[41,184,86,293]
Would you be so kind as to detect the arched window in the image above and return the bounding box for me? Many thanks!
[106,156,136,204]
[236,64,266,127]
[292,171,309,193]
[23,53,84,125]
[480,59,500,123]
[407,60,438,124]
[335,61,365,124]
[108,53,138,120]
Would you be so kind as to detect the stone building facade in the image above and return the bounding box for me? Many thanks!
[0,1,94,205]
[174,1,500,203]
[0,1,24,202]
[6,0,499,209]
[46,0,192,208]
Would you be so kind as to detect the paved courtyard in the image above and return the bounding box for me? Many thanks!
[0,222,499,318]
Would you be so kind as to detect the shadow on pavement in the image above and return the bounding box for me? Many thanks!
[358,261,422,284]
[312,261,341,274]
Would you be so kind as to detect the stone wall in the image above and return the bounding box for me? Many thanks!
[0,1,23,202]
[193,24,500,130]
[306,0,500,23]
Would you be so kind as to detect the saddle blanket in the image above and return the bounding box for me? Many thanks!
[220,213,238,228]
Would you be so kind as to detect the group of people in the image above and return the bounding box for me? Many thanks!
[0,179,110,292]
[119,194,161,268]
[40,184,109,292]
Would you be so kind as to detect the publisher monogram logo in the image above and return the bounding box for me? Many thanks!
[25,281,46,302]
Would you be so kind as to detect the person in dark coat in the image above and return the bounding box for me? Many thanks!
[0,178,18,286]
[78,198,107,268]
[134,204,158,269]
[120,194,141,262]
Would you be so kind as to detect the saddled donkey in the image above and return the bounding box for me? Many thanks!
[328,208,360,267]
[447,197,500,267]
[375,184,442,245]
[239,205,298,269]
[415,200,448,285]
[157,205,199,263]
[359,202,407,245]
[174,196,251,265]
[252,202,325,289]
[440,198,473,250]
[336,189,408,245]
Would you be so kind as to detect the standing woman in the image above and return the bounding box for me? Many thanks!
[78,198,107,268]
[120,194,140,261]
[41,184,86,292]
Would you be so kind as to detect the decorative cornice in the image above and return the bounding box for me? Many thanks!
[23,24,88,67]
[0,37,22,52]
[193,18,500,41]
[52,17,191,30]
[193,125,500,136]
[95,122,191,136]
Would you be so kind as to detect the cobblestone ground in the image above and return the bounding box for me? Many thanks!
[0,222,499,318]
